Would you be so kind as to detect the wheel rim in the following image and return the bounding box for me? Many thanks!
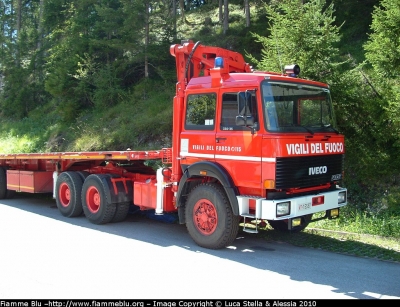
[59,182,71,208]
[193,198,218,235]
[86,186,101,213]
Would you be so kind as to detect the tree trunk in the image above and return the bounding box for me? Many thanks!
[16,0,21,33]
[172,0,177,40]
[219,0,223,24]
[16,0,22,66]
[0,3,3,65]
[245,0,250,27]
[37,0,45,51]
[144,1,149,78]
[180,0,185,20]
[223,0,229,34]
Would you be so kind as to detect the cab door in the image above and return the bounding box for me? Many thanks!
[179,92,217,165]
[215,91,263,192]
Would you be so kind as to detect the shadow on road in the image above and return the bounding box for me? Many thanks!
[1,193,400,299]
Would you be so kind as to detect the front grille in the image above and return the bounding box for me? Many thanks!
[275,154,344,189]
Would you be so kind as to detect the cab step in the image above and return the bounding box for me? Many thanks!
[241,213,259,234]
[238,196,262,234]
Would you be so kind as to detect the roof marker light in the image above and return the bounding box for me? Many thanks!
[215,57,224,68]
[284,64,300,77]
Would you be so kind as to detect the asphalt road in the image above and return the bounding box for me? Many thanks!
[1,194,399,300]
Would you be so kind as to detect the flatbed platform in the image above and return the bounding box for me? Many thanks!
[0,148,172,164]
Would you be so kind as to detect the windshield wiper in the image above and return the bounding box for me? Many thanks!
[300,126,314,135]
[323,124,340,134]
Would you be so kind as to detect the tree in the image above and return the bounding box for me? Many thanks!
[364,0,400,146]
[180,0,185,20]
[15,0,21,65]
[248,0,343,82]
[37,0,45,51]
[44,0,97,117]
[244,0,250,27]
[223,0,228,34]
[361,0,400,177]
[364,0,400,79]
[219,0,223,24]
[172,0,177,39]
[0,0,49,118]
[144,0,150,78]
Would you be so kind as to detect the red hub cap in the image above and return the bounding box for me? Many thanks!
[86,186,101,213]
[59,182,71,208]
[193,199,218,235]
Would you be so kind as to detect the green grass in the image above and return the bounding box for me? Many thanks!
[256,226,400,262]
[312,206,400,238]
[250,206,400,263]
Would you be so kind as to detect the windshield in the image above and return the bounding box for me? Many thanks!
[261,81,337,133]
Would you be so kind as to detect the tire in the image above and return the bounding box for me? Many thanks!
[55,171,84,217]
[268,214,313,233]
[0,167,15,200]
[6,190,16,199]
[0,167,7,199]
[77,171,90,182]
[76,171,90,216]
[81,174,116,224]
[185,183,240,249]
[111,201,130,223]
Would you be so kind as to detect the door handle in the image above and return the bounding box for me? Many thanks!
[216,137,227,143]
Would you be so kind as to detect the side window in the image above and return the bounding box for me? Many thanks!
[220,93,237,130]
[221,92,259,131]
[185,93,216,130]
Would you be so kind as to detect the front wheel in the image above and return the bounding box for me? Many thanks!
[185,183,240,249]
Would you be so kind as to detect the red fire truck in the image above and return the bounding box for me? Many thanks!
[0,40,347,249]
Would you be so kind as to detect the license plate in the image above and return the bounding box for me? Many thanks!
[298,203,311,211]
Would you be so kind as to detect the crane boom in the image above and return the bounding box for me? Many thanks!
[170,40,252,91]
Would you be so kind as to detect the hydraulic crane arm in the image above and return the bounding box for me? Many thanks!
[170,40,252,88]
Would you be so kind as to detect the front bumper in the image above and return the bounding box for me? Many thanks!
[237,187,347,220]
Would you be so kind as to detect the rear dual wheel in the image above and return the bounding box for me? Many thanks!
[56,172,129,224]
[81,174,130,224]
[56,171,84,217]
[0,167,7,199]
[0,167,16,199]
[81,174,116,225]
[82,174,131,224]
[111,202,130,223]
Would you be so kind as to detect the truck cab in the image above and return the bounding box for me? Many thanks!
[171,41,347,248]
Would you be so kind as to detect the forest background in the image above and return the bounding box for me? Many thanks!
[0,0,399,235]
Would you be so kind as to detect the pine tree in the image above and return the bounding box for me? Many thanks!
[364,0,400,79]
[248,0,342,83]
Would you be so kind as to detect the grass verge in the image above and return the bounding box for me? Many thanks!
[253,225,400,263]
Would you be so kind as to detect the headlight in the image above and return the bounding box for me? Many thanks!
[276,201,290,217]
[338,191,347,204]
